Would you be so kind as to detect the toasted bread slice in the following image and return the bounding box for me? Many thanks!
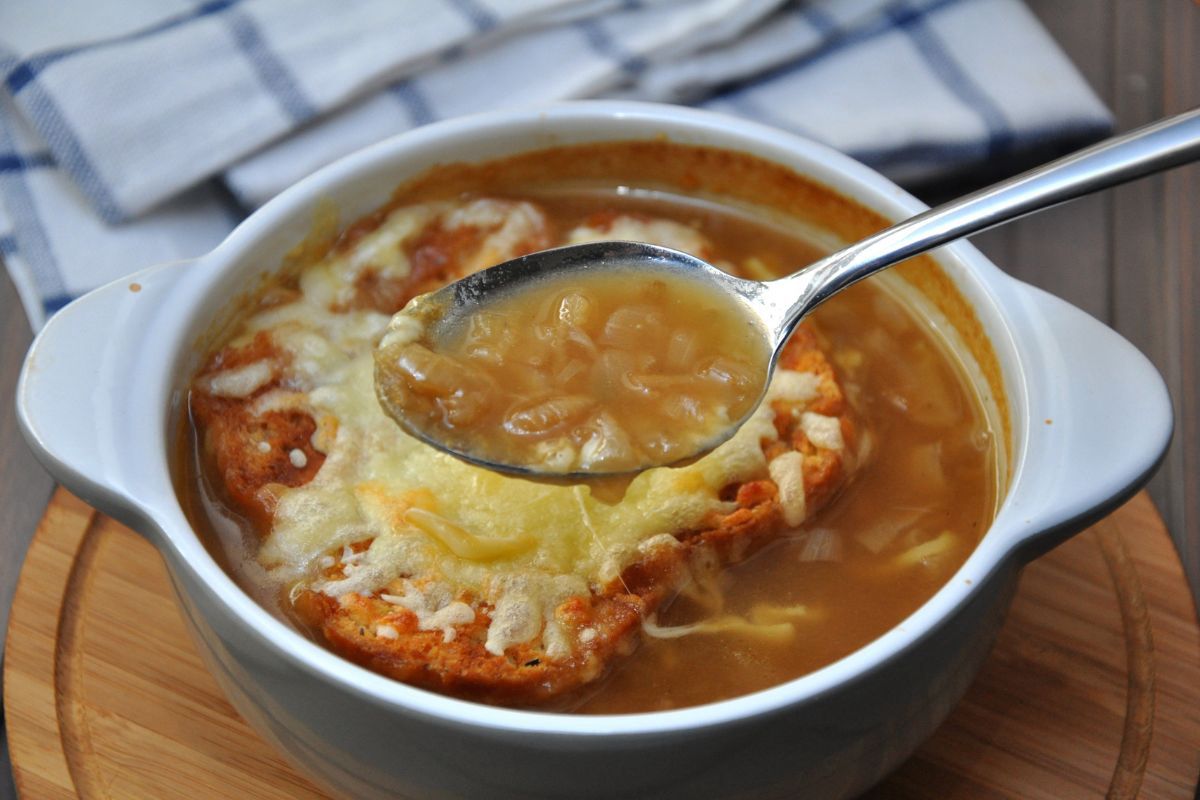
[189,199,855,708]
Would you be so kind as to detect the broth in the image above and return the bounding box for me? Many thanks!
[181,182,997,713]
[578,273,993,712]
[375,268,770,474]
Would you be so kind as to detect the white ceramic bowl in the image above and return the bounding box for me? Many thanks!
[17,102,1171,799]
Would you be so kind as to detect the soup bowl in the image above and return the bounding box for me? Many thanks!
[17,102,1171,799]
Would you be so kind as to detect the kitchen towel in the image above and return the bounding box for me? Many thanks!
[0,0,1111,328]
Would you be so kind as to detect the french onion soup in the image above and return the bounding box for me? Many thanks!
[180,142,1001,712]
[375,267,771,475]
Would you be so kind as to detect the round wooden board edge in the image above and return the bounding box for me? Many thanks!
[5,489,1200,799]
[4,490,96,799]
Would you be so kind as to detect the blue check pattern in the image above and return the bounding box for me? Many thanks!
[0,0,1111,328]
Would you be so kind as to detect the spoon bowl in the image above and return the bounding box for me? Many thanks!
[374,240,775,478]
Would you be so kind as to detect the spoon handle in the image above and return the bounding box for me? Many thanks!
[768,107,1200,341]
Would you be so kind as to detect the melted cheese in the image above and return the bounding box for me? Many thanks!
[380,582,475,642]
[801,412,844,451]
[301,203,441,308]
[243,202,846,657]
[769,371,820,404]
[567,215,710,257]
[201,360,274,398]
[446,198,548,275]
[768,451,806,527]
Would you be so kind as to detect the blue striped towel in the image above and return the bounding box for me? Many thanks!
[0,0,1111,329]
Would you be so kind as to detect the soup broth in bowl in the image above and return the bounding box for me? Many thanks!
[180,141,1002,713]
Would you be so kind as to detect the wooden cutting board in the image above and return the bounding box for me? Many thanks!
[5,489,1200,799]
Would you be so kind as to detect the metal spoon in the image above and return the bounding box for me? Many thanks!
[377,108,1200,478]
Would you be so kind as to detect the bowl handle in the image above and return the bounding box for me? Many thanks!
[16,261,195,541]
[997,282,1173,561]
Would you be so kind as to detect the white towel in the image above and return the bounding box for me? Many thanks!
[0,0,1111,328]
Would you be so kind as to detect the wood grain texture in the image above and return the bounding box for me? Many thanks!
[971,0,1200,603]
[0,268,54,663]
[4,490,1199,800]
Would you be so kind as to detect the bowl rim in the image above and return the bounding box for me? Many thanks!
[152,100,1032,737]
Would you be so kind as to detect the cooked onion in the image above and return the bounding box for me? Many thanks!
[438,390,485,427]
[665,329,698,371]
[393,344,472,396]
[503,395,595,437]
[700,356,753,388]
[592,349,639,397]
[855,508,925,554]
[631,373,704,392]
[642,613,794,643]
[554,358,587,387]
[797,528,844,563]
[463,312,512,351]
[600,305,665,350]
[578,412,636,469]
[562,325,599,357]
[904,443,947,496]
[556,291,594,327]
[663,394,703,423]
[895,530,956,567]
[748,604,817,624]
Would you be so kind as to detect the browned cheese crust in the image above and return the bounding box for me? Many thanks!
[189,200,856,708]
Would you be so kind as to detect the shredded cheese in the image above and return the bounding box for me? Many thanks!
[643,613,794,643]
[380,583,476,642]
[801,412,845,451]
[895,531,956,567]
[768,451,806,527]
[405,507,534,561]
[768,370,821,404]
[201,360,274,398]
[567,215,710,258]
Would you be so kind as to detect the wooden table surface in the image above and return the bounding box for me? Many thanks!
[7,490,1200,799]
[2,3,1198,798]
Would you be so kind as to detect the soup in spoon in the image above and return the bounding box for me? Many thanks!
[375,267,771,475]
